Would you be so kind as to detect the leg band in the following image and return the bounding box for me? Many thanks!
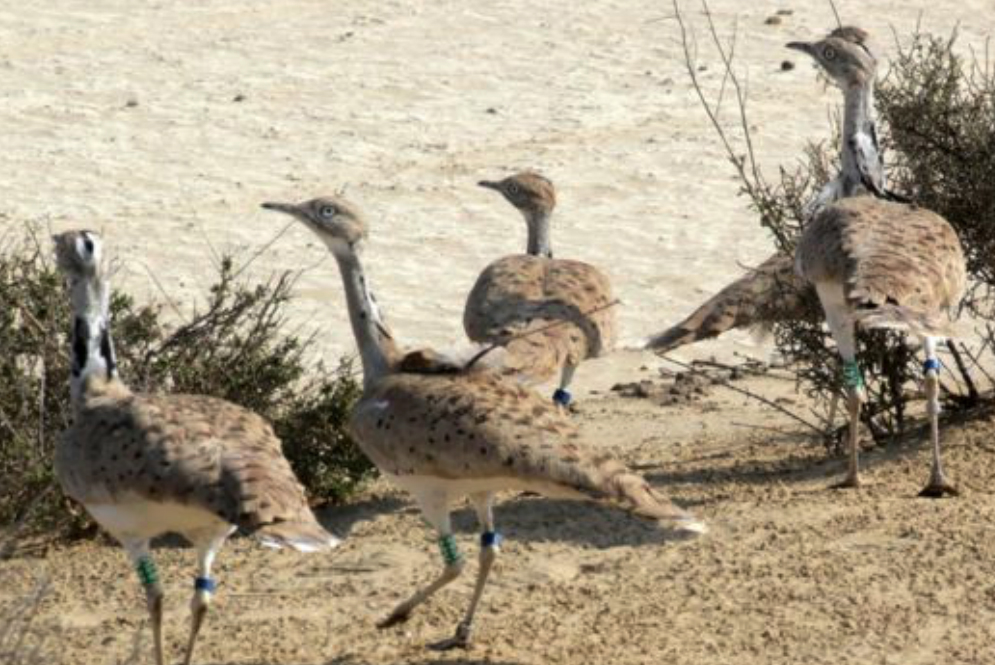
[480,531,503,548]
[135,557,159,587]
[438,534,462,566]
[552,389,572,406]
[194,577,216,593]
[842,360,864,390]
[923,358,941,373]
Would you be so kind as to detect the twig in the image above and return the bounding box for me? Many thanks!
[656,352,827,438]
[231,219,297,281]
[944,339,980,402]
[140,261,184,320]
[701,1,762,187]
[827,0,843,29]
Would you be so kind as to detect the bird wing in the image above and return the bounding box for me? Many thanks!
[464,255,615,380]
[350,371,699,527]
[796,197,966,334]
[644,252,814,352]
[58,390,319,534]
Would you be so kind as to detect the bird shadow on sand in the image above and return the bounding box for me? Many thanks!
[443,494,696,549]
[313,493,408,540]
[642,412,961,505]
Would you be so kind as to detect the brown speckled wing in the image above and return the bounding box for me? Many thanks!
[350,371,696,525]
[464,255,616,380]
[350,371,583,481]
[796,197,966,334]
[645,252,813,352]
[57,388,319,534]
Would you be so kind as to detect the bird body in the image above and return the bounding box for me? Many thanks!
[52,231,336,665]
[796,196,965,337]
[467,173,616,404]
[58,378,333,552]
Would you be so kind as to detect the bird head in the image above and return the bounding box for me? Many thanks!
[261,196,368,255]
[478,171,556,219]
[787,26,877,88]
[52,230,105,282]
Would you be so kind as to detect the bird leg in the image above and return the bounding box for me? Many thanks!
[918,354,958,498]
[552,364,576,408]
[430,531,501,651]
[182,528,230,665]
[377,533,465,629]
[833,360,865,489]
[182,577,214,665]
[430,492,500,651]
[129,549,165,665]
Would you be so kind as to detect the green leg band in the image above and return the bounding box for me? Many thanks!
[136,556,159,587]
[842,360,864,390]
[438,534,462,566]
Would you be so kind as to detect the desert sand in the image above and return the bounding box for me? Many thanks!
[0,1,993,664]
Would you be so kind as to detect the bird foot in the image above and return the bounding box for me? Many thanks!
[376,608,411,629]
[427,621,471,651]
[830,475,861,490]
[918,481,959,498]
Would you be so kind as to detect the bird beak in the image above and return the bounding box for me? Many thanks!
[477,180,501,191]
[785,41,815,57]
[261,201,298,215]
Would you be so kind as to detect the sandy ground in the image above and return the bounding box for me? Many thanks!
[1,371,994,665]
[1,1,994,664]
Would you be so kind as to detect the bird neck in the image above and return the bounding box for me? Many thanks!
[525,210,553,258]
[840,80,884,194]
[332,248,398,388]
[66,275,120,410]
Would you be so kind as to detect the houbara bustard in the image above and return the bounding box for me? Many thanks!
[465,172,617,407]
[786,27,966,495]
[52,231,338,665]
[643,27,892,355]
[262,196,703,650]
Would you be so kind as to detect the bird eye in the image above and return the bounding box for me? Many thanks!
[319,205,337,219]
[506,183,520,196]
[822,45,837,60]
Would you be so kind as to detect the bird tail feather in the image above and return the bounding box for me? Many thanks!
[256,519,341,552]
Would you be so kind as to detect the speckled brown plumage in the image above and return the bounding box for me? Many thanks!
[56,376,330,546]
[467,173,616,385]
[796,197,966,336]
[465,254,615,381]
[352,368,681,518]
[644,252,811,352]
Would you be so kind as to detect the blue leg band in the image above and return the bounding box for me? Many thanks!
[552,389,572,406]
[480,531,503,548]
[438,534,462,566]
[923,358,941,373]
[135,557,159,587]
[842,360,864,390]
[194,577,216,593]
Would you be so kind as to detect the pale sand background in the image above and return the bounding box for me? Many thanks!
[2,0,992,375]
[1,2,993,664]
